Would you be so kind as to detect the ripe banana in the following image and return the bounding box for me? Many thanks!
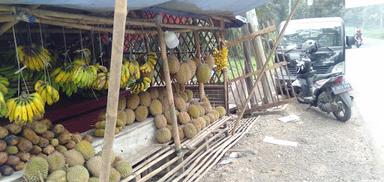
[139,52,157,74]
[6,92,45,125]
[17,45,52,71]
[213,46,228,72]
[34,80,60,105]
[129,76,151,94]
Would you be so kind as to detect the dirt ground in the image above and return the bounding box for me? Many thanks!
[202,103,383,182]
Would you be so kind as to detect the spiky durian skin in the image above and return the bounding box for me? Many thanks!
[47,170,66,182]
[115,160,133,178]
[67,165,90,182]
[24,157,49,182]
[74,140,95,160]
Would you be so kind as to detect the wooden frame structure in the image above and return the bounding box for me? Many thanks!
[0,0,301,180]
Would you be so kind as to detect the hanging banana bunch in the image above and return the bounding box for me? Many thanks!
[60,82,78,97]
[213,45,228,72]
[0,76,9,95]
[72,58,98,88]
[6,92,45,125]
[120,60,130,88]
[128,60,141,80]
[51,63,77,85]
[129,76,151,94]
[34,80,60,106]
[17,45,51,71]
[139,52,157,74]
[93,64,109,90]
[0,92,7,117]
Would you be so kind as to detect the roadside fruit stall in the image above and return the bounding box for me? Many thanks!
[0,0,297,181]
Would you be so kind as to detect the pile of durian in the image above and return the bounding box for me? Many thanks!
[23,140,132,182]
[0,118,94,177]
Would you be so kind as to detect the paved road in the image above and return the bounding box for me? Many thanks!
[346,37,384,176]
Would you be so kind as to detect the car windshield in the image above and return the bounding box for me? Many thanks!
[281,26,342,50]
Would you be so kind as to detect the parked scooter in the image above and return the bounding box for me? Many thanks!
[292,40,353,122]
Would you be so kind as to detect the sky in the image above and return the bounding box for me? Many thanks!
[345,0,384,8]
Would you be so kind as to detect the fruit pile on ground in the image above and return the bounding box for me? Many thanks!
[0,118,94,177]
[23,139,132,182]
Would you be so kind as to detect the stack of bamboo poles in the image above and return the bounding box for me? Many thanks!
[118,115,259,182]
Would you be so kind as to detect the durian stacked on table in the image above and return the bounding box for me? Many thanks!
[0,117,94,177]
[22,139,133,182]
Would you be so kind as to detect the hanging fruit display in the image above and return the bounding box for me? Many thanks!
[0,92,7,117]
[0,76,10,95]
[72,58,98,88]
[6,92,45,124]
[51,63,76,85]
[93,64,109,90]
[16,45,51,71]
[34,80,60,106]
[129,77,151,94]
[128,60,140,80]
[139,52,157,73]
[213,45,228,72]
[120,60,131,88]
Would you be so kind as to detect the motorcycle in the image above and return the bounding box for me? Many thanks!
[354,35,362,48]
[292,40,353,122]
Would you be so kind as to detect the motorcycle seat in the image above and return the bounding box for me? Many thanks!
[314,72,339,81]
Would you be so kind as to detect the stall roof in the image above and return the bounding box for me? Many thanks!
[0,0,268,15]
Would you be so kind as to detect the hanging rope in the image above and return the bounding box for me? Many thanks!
[98,31,104,65]
[39,23,44,48]
[12,26,29,95]
[90,31,96,64]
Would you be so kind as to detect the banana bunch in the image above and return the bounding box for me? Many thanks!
[93,64,109,90]
[6,92,45,124]
[17,45,51,71]
[128,60,141,80]
[72,59,98,88]
[0,76,9,95]
[34,80,60,105]
[0,92,7,117]
[51,64,76,85]
[213,46,228,72]
[140,52,157,73]
[129,76,151,94]
[60,82,78,97]
[120,60,130,88]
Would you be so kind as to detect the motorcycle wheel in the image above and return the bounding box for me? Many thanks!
[332,96,352,122]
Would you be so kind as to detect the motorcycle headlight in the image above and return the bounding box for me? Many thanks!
[332,62,345,74]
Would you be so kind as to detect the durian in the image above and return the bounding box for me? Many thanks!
[156,128,172,144]
[177,111,191,124]
[168,55,180,74]
[24,157,49,182]
[47,151,65,172]
[185,89,193,102]
[23,128,40,145]
[5,124,22,135]
[67,165,89,182]
[88,177,99,182]
[86,155,102,177]
[215,106,226,117]
[198,117,207,128]
[32,122,48,134]
[47,170,66,182]
[6,146,18,155]
[118,96,127,110]
[75,140,95,160]
[192,119,202,132]
[196,63,211,83]
[64,149,85,167]
[205,54,215,69]
[155,114,167,129]
[126,94,140,109]
[114,160,132,178]
[125,109,135,125]
[109,168,121,182]
[139,92,151,107]
[53,124,65,135]
[174,96,186,111]
[149,88,159,99]
[175,63,192,84]
[183,123,197,139]
[188,104,200,119]
[135,106,148,122]
[186,59,197,77]
[149,99,163,116]
[17,138,33,152]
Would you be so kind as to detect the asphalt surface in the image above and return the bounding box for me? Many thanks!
[346,37,384,176]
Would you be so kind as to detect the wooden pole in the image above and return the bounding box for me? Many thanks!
[194,30,206,99]
[99,0,127,181]
[231,0,301,134]
[0,21,18,36]
[156,16,181,152]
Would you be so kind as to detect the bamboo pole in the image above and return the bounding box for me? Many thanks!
[99,0,127,181]
[156,16,182,152]
[231,0,301,134]
[0,21,18,36]
[0,15,16,23]
[194,30,206,99]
